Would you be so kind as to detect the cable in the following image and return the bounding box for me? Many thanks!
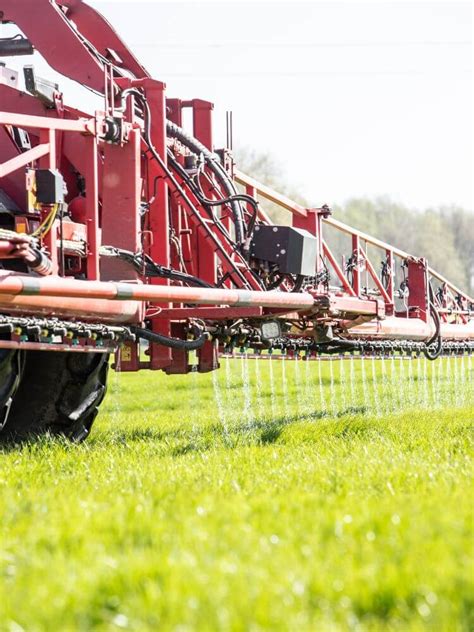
[194,168,259,238]
[381,257,391,290]
[319,338,362,351]
[31,205,60,238]
[291,275,305,293]
[166,151,235,244]
[166,119,246,244]
[131,326,207,350]
[100,246,213,288]
[166,150,259,246]
[423,283,442,361]
[119,88,263,290]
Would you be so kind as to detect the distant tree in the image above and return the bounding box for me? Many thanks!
[335,200,470,293]
[234,146,307,225]
[440,206,474,293]
[234,146,473,295]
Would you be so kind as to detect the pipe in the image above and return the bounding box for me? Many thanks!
[0,272,316,310]
[0,231,52,274]
[0,293,142,323]
[131,326,207,350]
[346,316,474,342]
[166,119,245,244]
[0,37,34,56]
[0,273,471,341]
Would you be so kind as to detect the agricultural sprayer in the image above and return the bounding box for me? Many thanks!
[0,0,472,441]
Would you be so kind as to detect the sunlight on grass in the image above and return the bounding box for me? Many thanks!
[0,357,473,631]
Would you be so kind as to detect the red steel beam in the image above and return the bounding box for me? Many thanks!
[322,240,357,296]
[155,306,264,320]
[0,291,140,323]
[0,273,316,310]
[358,248,392,304]
[347,316,474,342]
[0,143,50,178]
[0,111,94,134]
[2,0,105,93]
[191,99,218,286]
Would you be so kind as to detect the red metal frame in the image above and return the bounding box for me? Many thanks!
[0,0,471,372]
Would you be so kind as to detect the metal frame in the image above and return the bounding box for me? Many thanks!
[0,0,471,374]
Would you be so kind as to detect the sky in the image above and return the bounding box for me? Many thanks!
[2,1,472,211]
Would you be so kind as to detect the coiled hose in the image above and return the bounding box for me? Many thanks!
[166,120,246,245]
[423,284,442,360]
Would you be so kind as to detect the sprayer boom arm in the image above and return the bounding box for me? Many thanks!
[0,0,471,371]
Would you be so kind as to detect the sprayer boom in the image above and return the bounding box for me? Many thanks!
[0,0,472,377]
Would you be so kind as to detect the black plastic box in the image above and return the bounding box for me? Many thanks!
[250,225,317,276]
[35,169,64,205]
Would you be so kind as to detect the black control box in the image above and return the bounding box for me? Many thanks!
[250,225,317,276]
[35,169,64,205]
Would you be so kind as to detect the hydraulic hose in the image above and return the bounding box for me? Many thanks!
[100,246,213,288]
[166,119,246,245]
[423,284,442,361]
[166,151,236,244]
[119,89,262,290]
[317,339,362,354]
[0,36,34,57]
[167,150,259,237]
[131,326,207,350]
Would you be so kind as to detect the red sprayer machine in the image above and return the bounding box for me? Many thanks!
[0,0,472,440]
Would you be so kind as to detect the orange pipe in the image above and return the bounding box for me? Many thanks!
[347,316,474,341]
[0,272,316,310]
[0,293,142,324]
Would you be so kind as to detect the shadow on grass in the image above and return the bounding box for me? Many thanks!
[257,406,369,445]
[0,405,371,455]
[105,405,371,455]
[0,432,80,454]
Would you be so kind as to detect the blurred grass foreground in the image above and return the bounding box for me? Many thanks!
[0,356,473,631]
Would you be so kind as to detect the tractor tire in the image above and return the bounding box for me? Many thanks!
[1,350,109,442]
[0,349,23,433]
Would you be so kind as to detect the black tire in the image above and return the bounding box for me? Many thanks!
[0,349,23,432]
[1,350,109,442]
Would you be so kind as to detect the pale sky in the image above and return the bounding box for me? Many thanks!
[2,1,472,211]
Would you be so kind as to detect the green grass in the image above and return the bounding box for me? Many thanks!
[0,356,473,631]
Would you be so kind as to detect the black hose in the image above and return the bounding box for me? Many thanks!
[0,37,33,56]
[291,275,305,293]
[166,151,235,242]
[423,284,442,361]
[317,339,362,354]
[102,246,213,288]
[423,305,442,360]
[192,166,259,236]
[120,89,263,289]
[131,326,207,350]
[166,119,246,244]
[157,268,212,288]
[167,150,259,244]
[194,172,259,235]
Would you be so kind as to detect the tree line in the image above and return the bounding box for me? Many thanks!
[235,147,473,295]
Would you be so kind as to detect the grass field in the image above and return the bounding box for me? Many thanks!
[0,355,473,631]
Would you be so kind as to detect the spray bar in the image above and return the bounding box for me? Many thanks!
[0,273,316,310]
